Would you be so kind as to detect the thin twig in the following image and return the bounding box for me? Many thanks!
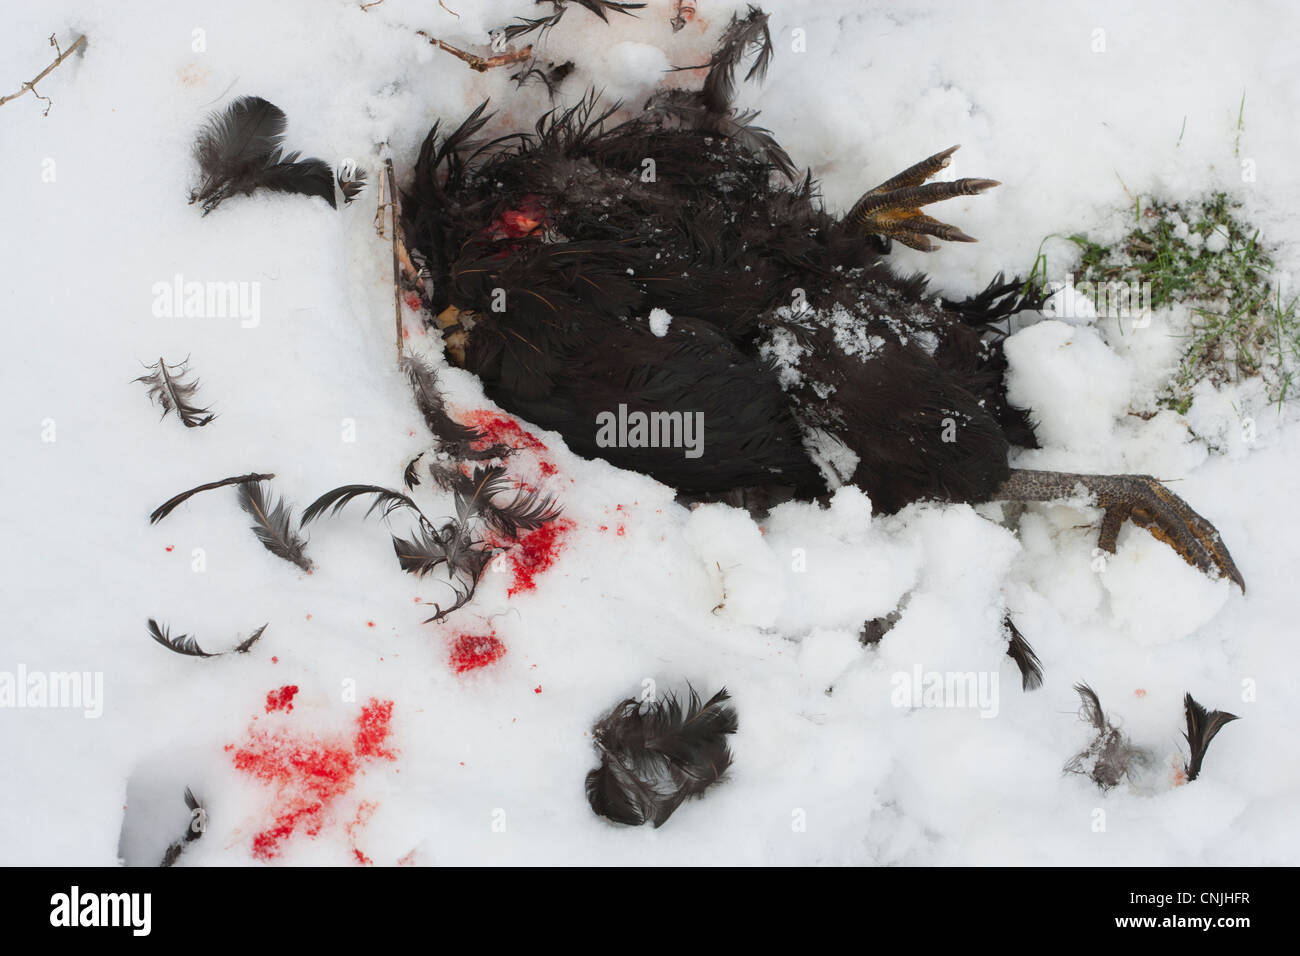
[414,30,532,72]
[0,33,87,115]
[386,159,403,367]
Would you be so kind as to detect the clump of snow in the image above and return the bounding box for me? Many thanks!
[681,503,784,628]
[647,307,672,337]
[1004,320,1133,450]
[1100,528,1231,644]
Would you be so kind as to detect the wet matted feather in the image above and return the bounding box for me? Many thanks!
[1064,683,1151,790]
[1004,616,1043,691]
[586,685,738,827]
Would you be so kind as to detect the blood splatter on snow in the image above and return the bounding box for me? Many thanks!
[265,685,298,713]
[229,694,397,861]
[449,632,507,674]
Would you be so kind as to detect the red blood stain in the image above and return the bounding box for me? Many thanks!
[367,620,375,628]
[271,656,279,664]
[403,291,422,311]
[505,519,573,597]
[396,849,417,866]
[265,685,299,713]
[534,685,543,694]
[488,195,547,240]
[616,526,625,536]
[449,632,507,674]
[165,546,174,552]
[462,410,549,456]
[347,801,378,866]
[229,695,396,861]
[1134,688,1148,698]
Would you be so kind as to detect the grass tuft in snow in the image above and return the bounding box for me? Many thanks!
[1028,192,1299,412]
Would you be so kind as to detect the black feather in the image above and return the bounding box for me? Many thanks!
[135,357,215,428]
[160,787,205,867]
[392,525,452,578]
[586,685,737,827]
[149,472,275,524]
[403,453,425,490]
[481,486,561,539]
[1064,682,1149,790]
[337,161,367,204]
[299,484,431,529]
[148,618,266,658]
[190,95,336,214]
[1182,693,1238,782]
[401,355,495,453]
[1004,616,1043,691]
[233,624,268,653]
[147,619,215,658]
[670,5,772,115]
[237,480,312,572]
[450,464,513,524]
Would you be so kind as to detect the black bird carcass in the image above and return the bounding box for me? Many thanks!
[398,7,1244,599]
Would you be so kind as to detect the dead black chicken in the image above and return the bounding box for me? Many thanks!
[398,6,1244,595]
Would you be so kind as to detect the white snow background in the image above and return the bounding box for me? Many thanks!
[1,0,1298,865]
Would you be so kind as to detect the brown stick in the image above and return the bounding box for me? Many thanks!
[385,159,403,367]
[414,30,532,72]
[0,34,87,114]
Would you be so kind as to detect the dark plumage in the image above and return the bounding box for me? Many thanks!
[586,686,738,827]
[190,96,336,214]
[400,7,1243,590]
[1182,693,1238,782]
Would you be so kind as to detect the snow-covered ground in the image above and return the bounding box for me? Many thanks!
[2,0,1297,865]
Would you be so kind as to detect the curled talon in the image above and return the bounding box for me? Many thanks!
[996,470,1245,591]
[842,145,999,250]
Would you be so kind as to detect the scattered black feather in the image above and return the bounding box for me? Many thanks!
[568,0,646,21]
[480,486,561,539]
[403,453,425,490]
[1004,616,1043,691]
[586,685,738,827]
[148,619,216,658]
[401,355,506,456]
[449,463,513,524]
[427,460,464,492]
[1182,693,1238,782]
[160,787,205,867]
[237,480,312,572]
[337,161,367,204]
[149,472,275,524]
[189,95,336,214]
[233,623,268,653]
[859,608,903,646]
[511,59,576,98]
[148,618,266,658]
[669,5,772,114]
[1064,682,1149,790]
[300,484,432,530]
[135,357,216,428]
[503,1,643,41]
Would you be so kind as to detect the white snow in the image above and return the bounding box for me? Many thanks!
[1,0,1298,866]
[647,307,673,337]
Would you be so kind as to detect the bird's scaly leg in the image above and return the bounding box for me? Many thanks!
[843,145,999,251]
[994,469,1245,591]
